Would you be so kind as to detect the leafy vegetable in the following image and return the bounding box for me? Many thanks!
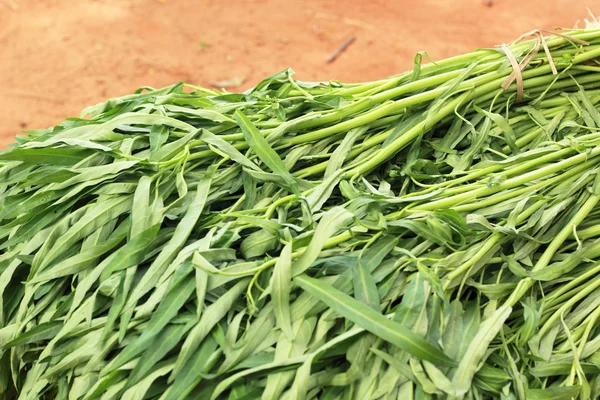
[3,29,600,399]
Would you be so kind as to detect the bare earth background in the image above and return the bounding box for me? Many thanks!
[0,0,597,145]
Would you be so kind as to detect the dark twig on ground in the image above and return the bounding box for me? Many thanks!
[327,36,356,63]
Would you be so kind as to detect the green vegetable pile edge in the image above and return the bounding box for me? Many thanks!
[2,29,600,400]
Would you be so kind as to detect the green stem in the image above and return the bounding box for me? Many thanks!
[443,233,501,290]
[415,148,600,211]
[538,273,600,338]
[505,193,600,309]
[453,157,599,213]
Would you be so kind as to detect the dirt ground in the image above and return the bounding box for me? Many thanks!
[0,0,597,145]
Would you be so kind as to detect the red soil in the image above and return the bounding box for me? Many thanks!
[0,0,596,145]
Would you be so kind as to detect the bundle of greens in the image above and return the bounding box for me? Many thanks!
[2,29,600,400]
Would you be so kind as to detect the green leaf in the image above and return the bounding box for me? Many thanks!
[262,317,316,400]
[124,320,195,390]
[475,105,519,153]
[130,175,153,238]
[451,305,512,396]
[195,268,208,317]
[1,321,62,350]
[23,138,112,151]
[0,148,96,165]
[33,195,133,276]
[164,336,219,400]
[165,104,235,123]
[234,110,299,195]
[305,169,344,212]
[150,129,199,162]
[294,274,455,366]
[217,305,275,373]
[30,222,128,284]
[99,223,161,282]
[149,125,169,155]
[102,268,134,339]
[324,126,368,178]
[171,278,249,379]
[122,178,211,327]
[370,347,416,383]
[394,273,429,329]
[271,242,294,339]
[526,386,580,400]
[99,265,195,376]
[121,361,174,400]
[200,129,261,171]
[240,229,278,259]
[352,258,381,312]
[292,207,353,276]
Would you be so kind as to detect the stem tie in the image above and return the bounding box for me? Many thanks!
[501,29,589,103]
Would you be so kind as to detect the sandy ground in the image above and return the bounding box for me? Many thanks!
[0,0,597,145]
